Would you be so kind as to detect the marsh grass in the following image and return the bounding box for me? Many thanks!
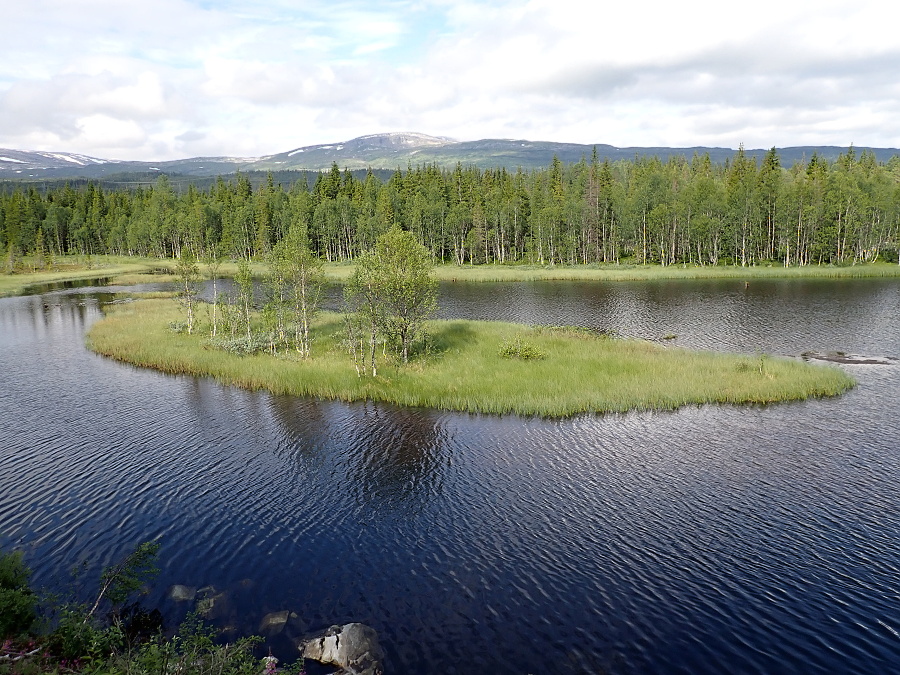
[7,256,895,297]
[87,298,854,418]
[0,256,158,297]
[428,262,900,282]
[0,255,275,296]
[116,291,176,299]
[229,260,900,284]
[110,272,180,285]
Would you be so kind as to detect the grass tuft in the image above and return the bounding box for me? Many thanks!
[498,336,546,360]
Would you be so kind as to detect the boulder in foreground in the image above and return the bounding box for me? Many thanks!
[299,623,383,675]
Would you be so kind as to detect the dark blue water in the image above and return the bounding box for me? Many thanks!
[2,279,899,674]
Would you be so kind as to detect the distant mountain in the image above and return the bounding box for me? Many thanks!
[0,148,253,180]
[255,132,455,172]
[0,148,113,173]
[2,132,898,180]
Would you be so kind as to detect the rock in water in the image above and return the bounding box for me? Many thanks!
[299,623,384,675]
[259,610,298,636]
[195,586,228,619]
[167,585,197,602]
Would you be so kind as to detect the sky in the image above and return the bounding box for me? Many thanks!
[2,0,899,161]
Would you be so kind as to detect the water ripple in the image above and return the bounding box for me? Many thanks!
[2,282,900,674]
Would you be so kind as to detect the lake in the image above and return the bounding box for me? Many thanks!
[1,277,899,674]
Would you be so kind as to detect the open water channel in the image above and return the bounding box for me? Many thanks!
[1,277,899,674]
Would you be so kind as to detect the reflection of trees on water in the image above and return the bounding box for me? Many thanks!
[179,359,450,513]
[344,402,448,510]
[267,394,449,510]
[19,292,96,337]
[267,394,335,480]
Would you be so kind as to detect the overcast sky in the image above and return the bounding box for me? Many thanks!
[2,0,898,161]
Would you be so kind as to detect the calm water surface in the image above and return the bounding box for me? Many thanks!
[2,278,899,674]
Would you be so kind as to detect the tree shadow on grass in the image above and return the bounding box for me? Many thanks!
[313,315,476,363]
[316,316,344,334]
[424,321,477,357]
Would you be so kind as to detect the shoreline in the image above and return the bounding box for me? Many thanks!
[86,297,855,418]
[0,255,900,297]
[3,256,899,297]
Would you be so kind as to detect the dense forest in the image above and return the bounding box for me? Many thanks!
[2,146,899,268]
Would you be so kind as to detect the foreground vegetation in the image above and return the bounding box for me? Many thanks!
[88,298,853,417]
[0,545,291,675]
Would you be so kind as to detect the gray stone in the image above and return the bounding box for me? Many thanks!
[195,586,228,619]
[259,610,298,636]
[299,623,384,675]
[167,585,197,602]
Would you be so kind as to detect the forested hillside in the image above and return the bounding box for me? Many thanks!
[2,146,899,269]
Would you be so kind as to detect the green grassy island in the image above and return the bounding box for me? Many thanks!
[87,297,854,418]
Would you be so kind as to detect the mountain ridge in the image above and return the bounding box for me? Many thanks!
[2,132,898,180]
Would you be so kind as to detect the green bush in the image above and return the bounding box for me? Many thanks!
[205,333,273,355]
[0,543,300,675]
[105,613,263,675]
[0,551,36,638]
[498,337,546,360]
[45,604,124,662]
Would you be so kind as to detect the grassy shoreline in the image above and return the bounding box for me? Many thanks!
[3,255,899,297]
[426,261,900,283]
[0,257,159,297]
[87,298,854,418]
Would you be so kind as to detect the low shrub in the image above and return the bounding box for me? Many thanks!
[0,551,36,638]
[204,333,273,355]
[498,337,546,360]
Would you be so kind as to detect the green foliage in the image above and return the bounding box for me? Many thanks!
[264,229,325,357]
[0,542,302,675]
[233,260,255,342]
[89,298,855,417]
[105,614,263,675]
[83,541,160,624]
[102,541,160,608]
[344,250,383,376]
[6,145,897,275]
[205,333,273,355]
[498,337,546,360]
[0,551,36,638]
[736,353,770,375]
[345,226,438,370]
[0,551,31,594]
[175,247,201,334]
[373,226,439,362]
[46,604,124,661]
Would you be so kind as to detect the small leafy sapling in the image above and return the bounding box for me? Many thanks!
[175,248,201,334]
[84,541,160,622]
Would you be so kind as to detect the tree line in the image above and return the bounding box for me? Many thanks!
[2,145,900,270]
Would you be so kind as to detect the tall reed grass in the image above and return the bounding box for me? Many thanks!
[428,262,900,283]
[87,298,854,418]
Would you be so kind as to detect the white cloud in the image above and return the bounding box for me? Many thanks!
[76,115,147,150]
[1,0,898,160]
